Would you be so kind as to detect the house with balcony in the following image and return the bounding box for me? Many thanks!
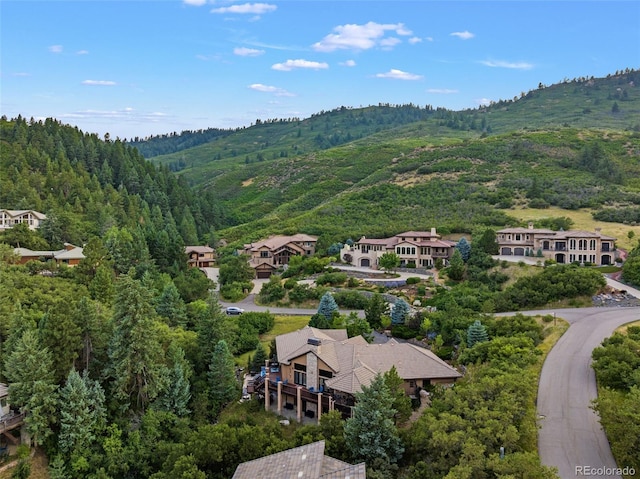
[341,229,456,269]
[251,326,461,422]
[0,209,46,231]
[185,245,215,268]
[240,234,318,278]
[496,223,617,265]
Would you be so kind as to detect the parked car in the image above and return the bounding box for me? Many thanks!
[225,306,244,315]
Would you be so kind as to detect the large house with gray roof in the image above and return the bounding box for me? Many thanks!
[251,326,461,422]
[232,440,366,479]
[496,223,617,265]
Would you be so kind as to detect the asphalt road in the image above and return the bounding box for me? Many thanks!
[534,306,640,479]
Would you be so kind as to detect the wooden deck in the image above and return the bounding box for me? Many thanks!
[0,412,25,435]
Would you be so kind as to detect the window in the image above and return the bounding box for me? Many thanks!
[260,251,270,258]
[515,234,521,241]
[569,239,576,250]
[319,369,333,390]
[294,363,307,386]
[409,380,416,388]
[590,240,596,250]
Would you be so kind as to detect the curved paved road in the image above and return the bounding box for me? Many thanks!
[534,305,640,478]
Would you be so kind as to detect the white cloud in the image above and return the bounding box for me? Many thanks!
[379,37,401,49]
[408,37,423,44]
[211,3,277,14]
[81,80,116,86]
[480,59,534,70]
[312,22,412,52]
[48,45,63,53]
[427,88,458,94]
[272,59,329,71]
[248,83,295,96]
[11,72,31,77]
[340,59,357,67]
[76,50,89,55]
[183,0,207,5]
[450,31,474,40]
[475,98,492,106]
[234,47,265,57]
[375,69,423,80]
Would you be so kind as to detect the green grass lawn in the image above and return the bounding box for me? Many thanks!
[235,315,311,367]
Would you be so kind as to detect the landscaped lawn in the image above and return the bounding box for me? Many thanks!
[235,315,311,367]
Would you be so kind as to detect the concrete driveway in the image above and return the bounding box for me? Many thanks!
[534,306,640,478]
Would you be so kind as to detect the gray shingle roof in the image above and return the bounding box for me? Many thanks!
[232,440,366,479]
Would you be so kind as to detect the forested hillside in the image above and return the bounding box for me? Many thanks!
[0,116,234,262]
[127,70,640,251]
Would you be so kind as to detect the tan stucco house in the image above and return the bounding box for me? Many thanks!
[185,245,215,268]
[0,209,46,231]
[252,326,461,422]
[341,229,456,269]
[496,223,617,265]
[240,234,318,278]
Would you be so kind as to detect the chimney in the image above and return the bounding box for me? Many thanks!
[528,222,534,230]
[431,227,437,236]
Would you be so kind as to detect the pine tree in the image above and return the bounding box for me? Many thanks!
[156,345,192,417]
[467,319,489,348]
[250,342,268,373]
[58,369,106,460]
[107,271,168,413]
[364,293,387,330]
[447,249,465,281]
[317,292,338,321]
[156,281,187,327]
[455,237,471,262]
[344,374,404,466]
[208,340,239,416]
[391,298,410,325]
[4,330,59,447]
[88,264,115,305]
[383,366,412,426]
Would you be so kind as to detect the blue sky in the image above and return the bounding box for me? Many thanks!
[2,1,639,140]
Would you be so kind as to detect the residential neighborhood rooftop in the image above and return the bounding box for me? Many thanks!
[231,440,366,479]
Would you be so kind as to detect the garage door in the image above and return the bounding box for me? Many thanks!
[256,270,272,278]
[360,258,370,267]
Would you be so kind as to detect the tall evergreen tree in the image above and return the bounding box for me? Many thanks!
[364,292,387,330]
[317,292,339,321]
[344,374,404,467]
[88,264,115,305]
[383,366,412,426]
[455,237,471,262]
[156,281,187,327]
[156,345,192,417]
[107,271,168,413]
[4,330,59,447]
[58,369,106,462]
[207,340,239,416]
[467,319,489,348]
[447,248,465,281]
